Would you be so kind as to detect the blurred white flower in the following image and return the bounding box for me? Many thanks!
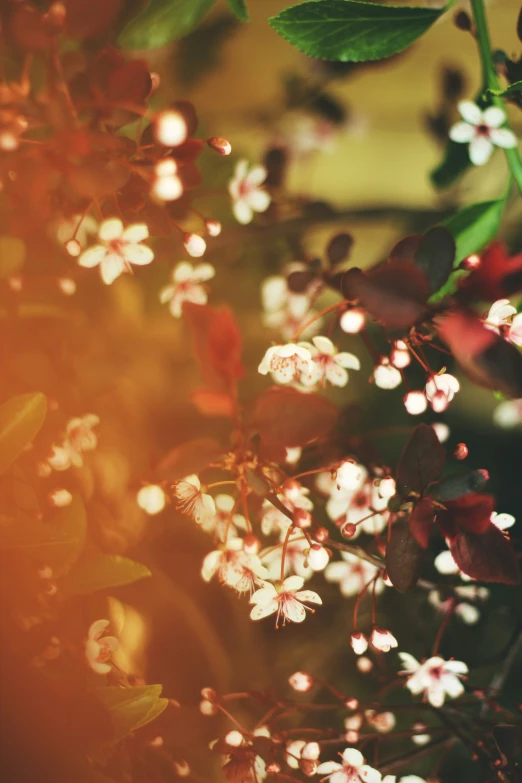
[79,219,154,285]
[298,336,360,388]
[85,619,118,675]
[160,261,215,318]
[229,160,270,224]
[399,652,468,707]
[449,101,517,166]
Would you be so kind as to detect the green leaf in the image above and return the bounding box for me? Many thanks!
[0,236,25,279]
[430,139,471,189]
[0,495,87,571]
[118,0,217,49]
[227,0,249,21]
[268,0,448,62]
[0,392,47,476]
[95,685,168,742]
[60,555,151,596]
[488,80,522,97]
[444,199,505,264]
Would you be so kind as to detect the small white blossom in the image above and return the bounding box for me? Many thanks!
[174,474,216,524]
[159,261,215,318]
[365,710,396,733]
[48,414,99,471]
[288,671,314,692]
[250,575,321,626]
[298,336,360,388]
[370,627,398,653]
[229,160,270,225]
[399,652,468,707]
[373,359,402,390]
[316,747,381,783]
[449,101,517,166]
[85,619,118,675]
[258,343,313,384]
[325,552,384,598]
[202,537,269,594]
[425,373,460,412]
[491,511,515,531]
[350,631,369,655]
[79,219,154,285]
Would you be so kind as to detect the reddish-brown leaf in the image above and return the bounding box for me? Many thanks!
[191,388,235,418]
[437,309,522,398]
[397,424,445,496]
[346,261,430,329]
[388,234,421,264]
[460,242,522,303]
[251,387,338,448]
[408,497,435,548]
[444,493,494,534]
[156,438,222,482]
[449,523,520,584]
[183,303,244,391]
[65,0,123,40]
[385,523,426,592]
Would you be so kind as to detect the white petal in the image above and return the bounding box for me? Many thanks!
[341,748,364,767]
[427,682,445,707]
[325,363,348,387]
[316,762,342,775]
[444,660,468,675]
[159,284,175,304]
[458,100,482,125]
[482,106,506,128]
[283,575,305,591]
[312,335,335,355]
[250,585,277,604]
[399,652,421,672]
[233,199,253,225]
[283,597,306,623]
[88,619,110,640]
[250,599,278,620]
[335,352,361,370]
[124,243,154,266]
[78,245,107,268]
[295,590,322,605]
[98,218,123,242]
[449,122,475,143]
[469,136,493,166]
[490,127,518,149]
[360,766,382,783]
[234,159,249,181]
[201,551,222,581]
[441,673,464,699]
[173,261,195,282]
[247,189,271,213]
[100,254,125,285]
[122,223,149,243]
[193,263,215,282]
[246,165,267,187]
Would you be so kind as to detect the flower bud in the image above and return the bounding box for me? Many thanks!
[173,761,191,777]
[65,239,81,257]
[137,484,166,515]
[205,218,222,237]
[314,525,329,543]
[356,656,373,673]
[207,136,232,156]
[152,174,183,202]
[350,631,368,655]
[154,110,188,147]
[344,697,359,710]
[184,233,206,258]
[340,308,365,334]
[49,488,72,507]
[336,460,363,491]
[308,544,330,572]
[225,730,244,747]
[288,671,314,692]
[341,522,357,539]
[199,699,216,715]
[266,763,281,775]
[454,442,468,460]
[370,627,398,653]
[57,277,76,295]
[404,390,428,415]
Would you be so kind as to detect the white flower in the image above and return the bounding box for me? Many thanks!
[365,710,396,733]
[319,469,388,538]
[399,652,468,707]
[55,214,98,253]
[316,747,381,783]
[174,474,216,524]
[137,484,166,515]
[228,160,270,224]
[325,552,384,598]
[425,373,460,412]
[79,218,154,284]
[486,298,517,329]
[201,493,246,539]
[260,481,313,536]
[336,461,365,491]
[262,529,313,581]
[48,414,99,471]
[449,101,517,166]
[491,511,515,531]
[258,343,313,384]
[159,261,215,318]
[403,391,428,416]
[370,627,398,653]
[298,336,360,388]
[286,739,320,770]
[308,544,330,572]
[350,631,369,655]
[434,549,460,575]
[373,360,402,390]
[249,575,321,626]
[202,537,268,594]
[85,619,118,674]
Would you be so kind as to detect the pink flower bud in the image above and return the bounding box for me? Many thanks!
[350,631,368,655]
[308,544,330,572]
[370,627,398,653]
[454,442,468,460]
[314,526,329,543]
[341,522,357,538]
[205,218,222,237]
[184,233,206,258]
[65,239,81,257]
[207,136,232,156]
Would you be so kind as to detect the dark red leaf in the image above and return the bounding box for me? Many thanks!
[397,424,445,496]
[327,233,353,266]
[251,387,338,448]
[388,234,421,264]
[183,303,244,391]
[437,309,522,398]
[449,523,520,584]
[414,226,455,294]
[460,242,522,302]
[191,388,235,418]
[441,493,494,535]
[385,523,427,592]
[430,469,488,502]
[408,497,435,548]
[65,0,123,40]
[156,438,222,481]
[346,261,430,329]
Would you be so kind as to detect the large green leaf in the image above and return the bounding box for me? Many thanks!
[444,199,505,264]
[268,0,447,62]
[0,236,25,279]
[118,0,216,49]
[227,0,249,21]
[489,80,522,98]
[60,555,151,596]
[0,495,87,571]
[95,685,168,742]
[0,392,47,476]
